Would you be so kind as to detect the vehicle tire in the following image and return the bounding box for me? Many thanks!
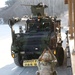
[36,71,40,75]
[14,53,23,67]
[56,46,64,66]
[53,71,57,75]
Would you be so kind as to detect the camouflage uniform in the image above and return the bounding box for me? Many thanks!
[36,48,57,75]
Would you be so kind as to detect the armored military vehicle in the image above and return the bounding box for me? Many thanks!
[8,3,64,67]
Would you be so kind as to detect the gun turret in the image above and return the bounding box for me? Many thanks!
[31,2,48,16]
[22,2,48,16]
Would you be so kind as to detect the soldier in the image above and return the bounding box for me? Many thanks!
[37,13,42,23]
[19,26,23,33]
[34,12,43,30]
[36,47,57,75]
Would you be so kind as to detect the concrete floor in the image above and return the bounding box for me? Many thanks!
[69,39,75,75]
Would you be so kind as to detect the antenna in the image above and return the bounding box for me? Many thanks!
[52,0,54,16]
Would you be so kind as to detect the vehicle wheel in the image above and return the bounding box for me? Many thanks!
[36,71,40,75]
[56,46,64,66]
[14,53,23,67]
[53,71,57,75]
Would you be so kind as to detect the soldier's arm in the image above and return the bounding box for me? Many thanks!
[48,48,57,61]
